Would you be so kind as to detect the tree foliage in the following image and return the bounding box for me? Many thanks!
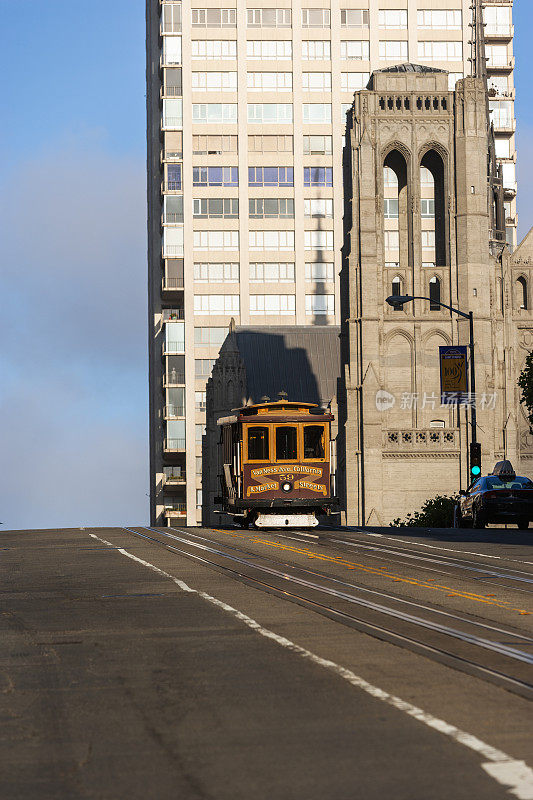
[391,494,459,528]
[518,350,533,428]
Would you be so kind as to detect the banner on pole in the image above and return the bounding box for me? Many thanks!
[439,346,468,404]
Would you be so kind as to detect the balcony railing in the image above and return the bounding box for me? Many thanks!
[163,244,184,257]
[164,438,186,452]
[164,371,185,386]
[163,342,185,356]
[487,56,514,70]
[162,277,185,291]
[162,86,183,98]
[164,471,186,483]
[164,504,187,516]
[163,212,184,224]
[164,404,185,418]
[163,150,183,162]
[163,309,184,320]
[163,181,182,192]
[485,25,513,39]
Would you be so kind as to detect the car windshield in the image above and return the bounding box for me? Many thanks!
[484,476,533,490]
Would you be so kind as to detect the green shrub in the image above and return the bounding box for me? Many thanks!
[391,493,459,528]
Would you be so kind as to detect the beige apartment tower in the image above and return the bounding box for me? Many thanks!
[146,0,516,526]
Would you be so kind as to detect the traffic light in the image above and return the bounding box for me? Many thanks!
[470,442,482,478]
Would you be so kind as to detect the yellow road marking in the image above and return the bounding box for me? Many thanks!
[213,529,531,616]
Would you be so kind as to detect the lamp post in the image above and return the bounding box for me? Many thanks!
[385,294,477,447]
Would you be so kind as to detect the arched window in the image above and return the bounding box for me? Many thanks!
[420,151,446,269]
[517,276,528,310]
[391,276,402,310]
[429,276,441,310]
[384,150,409,272]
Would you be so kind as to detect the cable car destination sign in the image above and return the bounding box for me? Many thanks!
[439,345,468,404]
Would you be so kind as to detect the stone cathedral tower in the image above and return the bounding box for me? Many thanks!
[342,64,532,526]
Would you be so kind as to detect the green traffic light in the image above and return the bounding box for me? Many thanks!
[471,465,481,476]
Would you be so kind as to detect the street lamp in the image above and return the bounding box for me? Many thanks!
[385,294,477,450]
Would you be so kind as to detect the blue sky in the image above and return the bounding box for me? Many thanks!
[0,0,531,529]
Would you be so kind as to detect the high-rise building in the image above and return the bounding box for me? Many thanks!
[146,0,516,526]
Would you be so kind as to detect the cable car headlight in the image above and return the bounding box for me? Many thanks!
[281,481,292,493]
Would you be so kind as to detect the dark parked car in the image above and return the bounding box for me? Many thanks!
[454,461,533,529]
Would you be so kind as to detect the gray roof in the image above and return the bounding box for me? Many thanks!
[234,326,341,407]
[376,63,446,74]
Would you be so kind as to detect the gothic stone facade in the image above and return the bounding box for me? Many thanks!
[343,66,533,525]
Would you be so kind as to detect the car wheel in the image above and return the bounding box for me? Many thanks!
[517,518,529,530]
[472,507,485,529]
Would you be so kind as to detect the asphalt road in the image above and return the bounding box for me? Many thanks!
[0,524,531,799]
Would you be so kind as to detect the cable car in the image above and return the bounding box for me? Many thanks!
[216,398,337,528]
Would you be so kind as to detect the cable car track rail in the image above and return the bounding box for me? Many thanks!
[118,526,533,699]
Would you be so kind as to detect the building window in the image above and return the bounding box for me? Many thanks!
[163,227,184,258]
[384,198,399,219]
[429,276,441,310]
[247,8,291,27]
[301,8,330,28]
[163,36,182,65]
[418,41,462,61]
[196,456,202,474]
[249,295,296,315]
[191,40,237,60]
[304,230,333,250]
[421,231,435,250]
[302,41,331,60]
[195,391,207,411]
[379,41,408,60]
[249,231,295,251]
[247,72,292,91]
[163,67,182,97]
[165,163,182,191]
[248,167,294,187]
[305,262,334,283]
[191,72,237,91]
[194,296,240,316]
[379,9,407,28]
[193,262,239,282]
[303,135,332,155]
[193,231,239,251]
[421,199,435,219]
[192,134,237,155]
[192,104,237,124]
[448,73,463,90]
[250,263,295,283]
[417,10,461,30]
[303,104,332,124]
[162,98,183,129]
[302,72,332,91]
[164,195,184,224]
[305,294,334,315]
[517,277,528,310]
[484,6,511,36]
[340,9,369,27]
[304,198,333,218]
[340,41,370,61]
[385,230,400,250]
[196,489,203,510]
[391,276,402,309]
[247,104,293,124]
[194,327,228,346]
[304,166,333,187]
[341,72,370,91]
[192,166,238,187]
[246,40,292,60]
[162,3,182,32]
[248,135,293,153]
[249,198,294,218]
[195,423,206,443]
[420,166,434,186]
[193,198,239,219]
[489,101,513,130]
[191,8,237,27]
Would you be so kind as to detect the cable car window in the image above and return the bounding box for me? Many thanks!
[247,426,269,460]
[304,425,325,459]
[276,426,297,461]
